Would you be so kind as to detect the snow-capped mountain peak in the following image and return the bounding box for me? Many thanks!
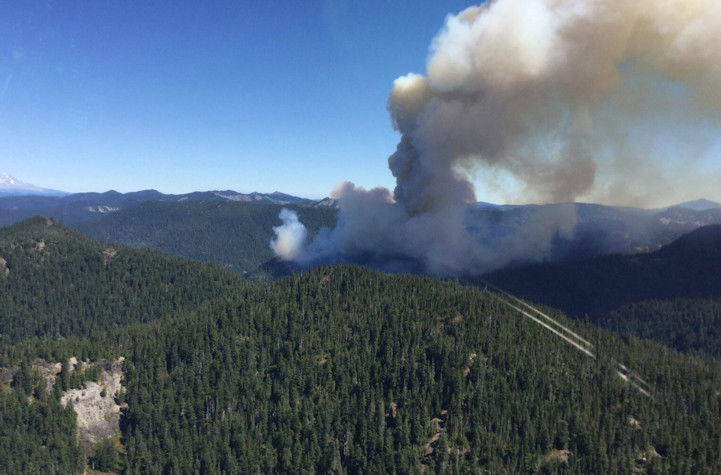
[0,173,67,196]
[0,173,21,186]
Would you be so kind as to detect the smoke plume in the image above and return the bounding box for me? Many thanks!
[274,0,721,275]
[270,209,308,261]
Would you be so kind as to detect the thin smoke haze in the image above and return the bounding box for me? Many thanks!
[272,0,721,276]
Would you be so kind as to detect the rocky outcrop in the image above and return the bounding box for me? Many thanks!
[60,357,126,454]
[34,360,62,393]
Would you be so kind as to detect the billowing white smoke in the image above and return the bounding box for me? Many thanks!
[273,0,721,275]
[270,209,308,261]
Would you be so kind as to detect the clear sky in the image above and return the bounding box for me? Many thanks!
[0,0,474,197]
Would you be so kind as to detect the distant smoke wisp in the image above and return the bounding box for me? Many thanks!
[272,0,721,275]
[270,209,308,261]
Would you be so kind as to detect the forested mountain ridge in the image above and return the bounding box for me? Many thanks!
[0,188,334,227]
[0,216,246,344]
[4,192,721,275]
[483,224,721,317]
[657,224,721,258]
[3,262,721,472]
[73,201,337,274]
[480,224,721,361]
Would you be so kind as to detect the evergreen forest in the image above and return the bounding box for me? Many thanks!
[1,218,721,473]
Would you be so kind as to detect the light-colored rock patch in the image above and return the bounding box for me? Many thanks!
[628,416,642,430]
[0,256,8,277]
[423,414,446,455]
[61,357,125,452]
[34,360,62,393]
[542,449,572,467]
[87,205,120,213]
[102,248,118,264]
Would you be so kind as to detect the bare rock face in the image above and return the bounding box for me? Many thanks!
[628,416,642,430]
[0,256,8,277]
[542,449,572,467]
[34,360,62,393]
[102,248,118,264]
[60,357,126,454]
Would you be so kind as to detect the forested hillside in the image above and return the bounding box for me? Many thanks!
[2,243,721,472]
[480,225,721,360]
[484,224,721,317]
[73,201,336,274]
[0,362,83,473]
[593,298,721,360]
[0,217,246,343]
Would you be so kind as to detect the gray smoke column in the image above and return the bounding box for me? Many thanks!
[274,0,721,275]
[390,0,721,207]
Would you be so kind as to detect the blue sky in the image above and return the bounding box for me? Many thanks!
[0,0,473,197]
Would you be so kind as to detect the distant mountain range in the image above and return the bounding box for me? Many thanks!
[466,200,721,262]
[2,172,721,278]
[2,185,721,276]
[673,198,721,211]
[0,172,337,212]
[476,198,721,213]
[0,187,335,226]
[0,173,68,197]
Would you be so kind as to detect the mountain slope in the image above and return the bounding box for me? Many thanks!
[483,224,721,317]
[73,201,337,273]
[595,298,721,359]
[3,265,721,472]
[0,217,246,344]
